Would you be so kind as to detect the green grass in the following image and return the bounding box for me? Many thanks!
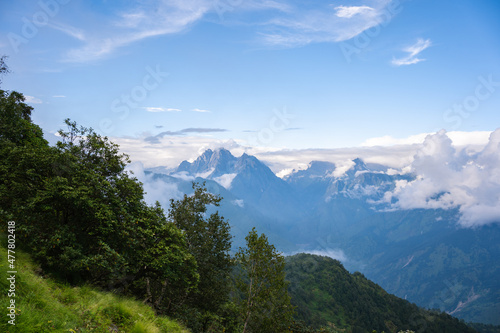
[0,241,189,333]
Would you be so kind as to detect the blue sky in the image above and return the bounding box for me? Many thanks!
[1,0,500,166]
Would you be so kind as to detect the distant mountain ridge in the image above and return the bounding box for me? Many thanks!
[146,148,500,325]
[173,148,301,220]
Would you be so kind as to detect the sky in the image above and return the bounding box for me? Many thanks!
[1,0,500,169]
[1,0,500,227]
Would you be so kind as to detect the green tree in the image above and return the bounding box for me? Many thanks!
[0,109,198,306]
[168,183,233,329]
[0,55,9,85]
[235,227,295,333]
[0,60,198,322]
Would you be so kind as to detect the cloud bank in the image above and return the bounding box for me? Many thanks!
[383,129,500,227]
[114,129,500,228]
[126,161,182,208]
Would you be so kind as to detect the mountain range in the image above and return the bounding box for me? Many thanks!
[144,148,500,325]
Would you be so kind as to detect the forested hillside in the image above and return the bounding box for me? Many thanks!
[286,253,478,333]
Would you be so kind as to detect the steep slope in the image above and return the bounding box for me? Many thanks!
[286,253,478,333]
[0,244,189,333]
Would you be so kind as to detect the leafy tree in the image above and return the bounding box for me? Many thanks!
[0,55,9,85]
[235,227,295,333]
[168,183,233,329]
[1,60,200,324]
[0,99,198,305]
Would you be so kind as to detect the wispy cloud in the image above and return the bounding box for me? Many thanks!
[52,95,66,98]
[145,127,228,144]
[25,95,43,104]
[259,0,394,47]
[392,38,432,66]
[334,5,375,19]
[48,22,86,41]
[193,108,210,113]
[63,1,212,62]
[58,0,398,62]
[143,107,181,112]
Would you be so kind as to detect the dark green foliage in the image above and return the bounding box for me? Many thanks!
[0,84,198,314]
[168,183,233,329]
[286,253,478,333]
[468,323,500,333]
[0,55,9,85]
[235,227,295,333]
[0,90,47,147]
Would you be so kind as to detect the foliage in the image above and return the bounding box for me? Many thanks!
[0,81,199,315]
[167,183,233,329]
[235,227,295,333]
[286,253,478,333]
[1,116,199,297]
[468,323,500,333]
[0,55,9,85]
[0,243,190,333]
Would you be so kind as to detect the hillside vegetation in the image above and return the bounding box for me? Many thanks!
[0,243,189,333]
[286,253,477,333]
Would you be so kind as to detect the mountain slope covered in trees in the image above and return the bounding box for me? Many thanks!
[286,253,478,333]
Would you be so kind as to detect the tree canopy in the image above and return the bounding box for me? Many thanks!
[235,227,295,333]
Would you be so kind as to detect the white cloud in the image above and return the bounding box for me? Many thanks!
[126,161,183,207]
[24,95,42,104]
[64,0,212,62]
[232,199,245,208]
[384,129,500,227]
[56,0,399,62]
[392,38,432,66]
[195,168,216,179]
[48,22,86,41]
[213,173,238,189]
[361,131,492,147]
[143,107,181,112]
[260,0,395,47]
[329,159,355,178]
[276,167,298,179]
[52,95,66,98]
[193,108,210,113]
[112,134,246,169]
[300,249,348,262]
[334,5,375,19]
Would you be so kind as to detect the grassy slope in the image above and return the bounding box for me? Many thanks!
[0,242,189,333]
